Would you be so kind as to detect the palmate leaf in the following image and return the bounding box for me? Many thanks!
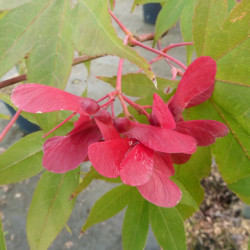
[0,0,155,129]
[180,0,195,64]
[0,132,44,184]
[25,0,74,130]
[72,0,155,81]
[98,73,177,99]
[149,204,186,250]
[82,185,135,232]
[0,0,52,78]
[26,0,74,90]
[193,0,250,203]
[154,0,185,42]
[0,112,10,119]
[70,167,121,199]
[122,192,149,250]
[0,0,30,11]
[27,169,79,250]
[174,147,212,219]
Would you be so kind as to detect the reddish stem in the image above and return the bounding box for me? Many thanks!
[131,39,187,70]
[157,41,175,68]
[42,112,77,138]
[0,74,27,89]
[162,42,193,53]
[0,109,22,142]
[116,36,129,92]
[108,11,132,37]
[117,94,133,119]
[116,58,124,92]
[110,101,115,119]
[100,98,114,108]
[96,94,110,103]
[121,94,150,119]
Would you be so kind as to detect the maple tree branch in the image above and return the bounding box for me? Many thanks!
[109,10,133,37]
[0,33,155,90]
[0,74,27,89]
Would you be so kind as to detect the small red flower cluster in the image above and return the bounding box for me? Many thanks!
[11,56,228,207]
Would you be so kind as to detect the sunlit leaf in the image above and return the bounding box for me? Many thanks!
[73,0,155,81]
[27,169,79,250]
[193,0,250,203]
[193,0,228,58]
[0,132,44,184]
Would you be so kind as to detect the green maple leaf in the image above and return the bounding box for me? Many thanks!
[193,0,250,203]
[72,0,155,81]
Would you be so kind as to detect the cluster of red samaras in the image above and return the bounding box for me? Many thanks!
[11,57,228,207]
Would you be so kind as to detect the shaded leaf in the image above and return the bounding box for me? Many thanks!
[150,204,186,250]
[0,132,44,184]
[0,112,10,120]
[0,0,30,11]
[27,169,79,250]
[122,192,149,250]
[228,175,250,203]
[180,0,195,64]
[109,0,116,10]
[98,73,177,99]
[228,0,237,12]
[172,178,199,211]
[174,147,212,219]
[71,167,100,199]
[73,0,155,81]
[82,185,135,232]
[155,0,185,41]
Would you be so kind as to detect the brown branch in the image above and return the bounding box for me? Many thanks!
[0,74,27,89]
[0,32,155,90]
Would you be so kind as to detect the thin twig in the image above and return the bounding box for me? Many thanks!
[0,33,155,90]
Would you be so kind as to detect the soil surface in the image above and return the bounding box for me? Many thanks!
[186,164,250,250]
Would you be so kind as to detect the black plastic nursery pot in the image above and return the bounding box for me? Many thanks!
[4,102,40,134]
[143,3,162,25]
